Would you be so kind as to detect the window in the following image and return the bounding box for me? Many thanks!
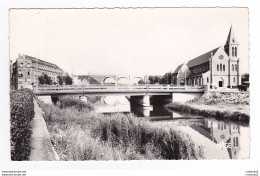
[207,77,209,83]
[233,77,236,83]
[223,64,225,71]
[232,47,234,57]
[217,64,219,71]
[235,47,237,57]
[28,71,30,76]
[220,64,222,71]
[232,64,234,71]
[235,64,238,71]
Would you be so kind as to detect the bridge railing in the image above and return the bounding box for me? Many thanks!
[33,84,204,92]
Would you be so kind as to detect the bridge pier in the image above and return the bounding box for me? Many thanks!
[142,95,150,107]
[130,95,151,107]
[79,95,88,103]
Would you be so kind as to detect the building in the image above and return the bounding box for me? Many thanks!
[11,54,63,90]
[172,26,241,88]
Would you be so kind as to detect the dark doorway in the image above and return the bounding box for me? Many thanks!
[219,81,223,87]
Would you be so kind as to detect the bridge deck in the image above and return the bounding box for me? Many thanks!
[34,84,205,96]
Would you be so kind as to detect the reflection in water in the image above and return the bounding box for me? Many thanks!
[93,95,249,159]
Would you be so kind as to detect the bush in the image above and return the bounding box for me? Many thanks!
[166,102,249,123]
[91,113,204,160]
[10,89,35,160]
[58,96,94,111]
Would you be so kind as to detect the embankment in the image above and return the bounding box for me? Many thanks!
[166,92,250,123]
[39,95,205,160]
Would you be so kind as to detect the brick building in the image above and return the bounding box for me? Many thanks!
[11,54,63,90]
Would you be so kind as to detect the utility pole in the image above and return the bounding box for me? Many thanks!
[36,56,38,87]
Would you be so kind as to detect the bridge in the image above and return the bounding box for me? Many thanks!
[86,75,146,84]
[34,84,206,106]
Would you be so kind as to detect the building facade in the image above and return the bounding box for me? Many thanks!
[172,26,241,88]
[11,54,63,90]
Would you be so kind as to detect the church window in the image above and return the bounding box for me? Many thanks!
[207,77,209,83]
[223,64,225,71]
[220,64,222,71]
[28,71,30,76]
[232,64,234,71]
[235,64,238,71]
[233,77,236,83]
[217,64,219,71]
[232,47,234,57]
[235,47,237,57]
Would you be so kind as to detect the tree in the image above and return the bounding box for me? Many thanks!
[138,80,145,84]
[57,75,64,85]
[38,74,53,85]
[64,75,72,85]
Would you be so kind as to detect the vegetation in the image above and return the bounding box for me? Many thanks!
[38,74,53,85]
[57,75,73,85]
[39,97,204,160]
[148,76,163,84]
[57,96,94,111]
[10,89,35,160]
[166,102,249,123]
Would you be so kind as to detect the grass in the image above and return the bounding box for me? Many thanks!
[166,102,249,123]
[39,96,204,160]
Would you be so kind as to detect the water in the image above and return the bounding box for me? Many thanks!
[92,95,250,159]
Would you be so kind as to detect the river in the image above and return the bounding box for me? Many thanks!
[92,95,250,159]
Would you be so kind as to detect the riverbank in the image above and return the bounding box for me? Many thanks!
[38,96,204,160]
[166,92,250,123]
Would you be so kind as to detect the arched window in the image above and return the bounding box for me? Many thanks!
[220,64,222,71]
[233,77,236,83]
[223,64,225,71]
[235,64,238,71]
[217,64,219,71]
[235,47,237,57]
[232,47,234,57]
[232,64,234,71]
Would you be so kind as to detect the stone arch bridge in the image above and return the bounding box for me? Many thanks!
[89,75,145,84]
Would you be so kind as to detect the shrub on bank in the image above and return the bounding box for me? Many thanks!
[10,89,35,160]
[166,103,249,123]
[92,113,204,160]
[58,96,94,111]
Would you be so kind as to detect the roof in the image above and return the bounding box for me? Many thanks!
[187,72,203,78]
[225,25,237,45]
[172,64,183,74]
[187,47,219,68]
[24,55,62,70]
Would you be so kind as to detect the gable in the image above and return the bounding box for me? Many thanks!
[173,64,183,74]
[212,47,229,61]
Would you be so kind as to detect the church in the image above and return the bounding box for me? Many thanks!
[172,26,241,88]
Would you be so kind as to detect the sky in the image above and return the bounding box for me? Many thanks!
[9,8,249,77]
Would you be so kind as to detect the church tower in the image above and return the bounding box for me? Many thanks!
[224,25,241,87]
[224,25,239,58]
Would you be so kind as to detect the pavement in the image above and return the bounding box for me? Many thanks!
[29,99,60,161]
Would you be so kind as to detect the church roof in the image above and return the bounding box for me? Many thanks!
[187,47,219,68]
[172,64,183,74]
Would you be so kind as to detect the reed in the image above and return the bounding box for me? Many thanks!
[39,98,204,160]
